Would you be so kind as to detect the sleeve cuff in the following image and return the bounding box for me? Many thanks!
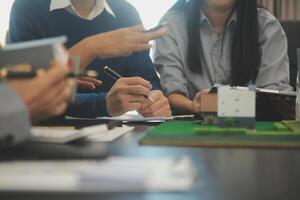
[66,93,109,118]
[163,82,189,97]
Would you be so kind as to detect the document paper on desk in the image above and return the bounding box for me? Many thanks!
[85,125,134,142]
[97,111,171,122]
[30,125,133,143]
[0,156,197,192]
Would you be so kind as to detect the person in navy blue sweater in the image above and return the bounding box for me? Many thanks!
[9,0,171,117]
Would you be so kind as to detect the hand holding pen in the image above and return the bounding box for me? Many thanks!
[8,62,74,120]
[104,66,154,102]
[0,67,102,91]
[103,66,154,117]
[0,68,98,79]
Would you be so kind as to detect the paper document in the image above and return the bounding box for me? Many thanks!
[86,126,134,142]
[67,112,195,123]
[30,124,132,144]
[97,111,170,122]
[0,156,197,193]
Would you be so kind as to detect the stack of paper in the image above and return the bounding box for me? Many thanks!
[85,126,134,142]
[30,125,133,144]
[0,156,197,192]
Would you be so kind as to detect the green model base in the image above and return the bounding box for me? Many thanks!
[140,120,300,149]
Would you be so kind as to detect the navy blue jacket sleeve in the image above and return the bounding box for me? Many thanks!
[66,93,108,118]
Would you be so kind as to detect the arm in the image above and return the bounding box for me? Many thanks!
[0,83,31,146]
[1,62,72,146]
[8,1,166,69]
[123,47,177,118]
[66,77,153,118]
[256,16,293,92]
[168,93,194,114]
[153,18,191,114]
[68,25,166,69]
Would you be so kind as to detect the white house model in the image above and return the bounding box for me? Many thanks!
[217,86,256,129]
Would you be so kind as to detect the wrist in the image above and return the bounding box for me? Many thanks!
[89,33,110,59]
[190,100,197,114]
[82,37,97,61]
[105,93,114,117]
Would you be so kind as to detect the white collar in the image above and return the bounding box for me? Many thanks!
[50,0,115,20]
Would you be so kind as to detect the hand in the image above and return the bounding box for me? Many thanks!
[76,77,102,90]
[106,77,152,117]
[138,90,171,117]
[87,25,167,59]
[192,90,210,114]
[9,62,74,120]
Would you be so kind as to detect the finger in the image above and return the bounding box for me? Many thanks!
[140,91,164,110]
[132,43,152,52]
[78,77,102,86]
[76,80,96,90]
[44,80,68,105]
[149,90,163,101]
[47,83,71,113]
[152,106,172,117]
[125,94,147,102]
[126,102,143,111]
[119,77,152,89]
[122,85,151,96]
[27,79,67,117]
[129,24,145,32]
[140,27,167,42]
[43,62,70,87]
[140,99,153,110]
[142,104,171,117]
[140,97,167,114]
[193,102,201,113]
[52,102,69,117]
[194,92,203,103]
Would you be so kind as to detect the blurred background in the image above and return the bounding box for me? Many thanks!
[0,0,299,45]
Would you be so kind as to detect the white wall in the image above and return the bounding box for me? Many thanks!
[0,0,176,45]
[0,0,14,45]
[126,0,176,29]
